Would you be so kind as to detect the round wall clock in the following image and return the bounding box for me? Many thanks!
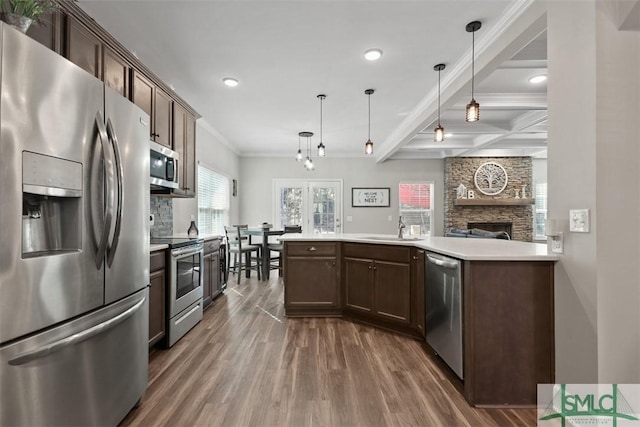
[474,162,508,195]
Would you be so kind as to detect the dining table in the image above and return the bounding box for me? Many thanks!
[239,226,284,280]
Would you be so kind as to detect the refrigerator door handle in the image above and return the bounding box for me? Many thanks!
[94,112,114,269]
[7,295,146,366]
[105,117,124,267]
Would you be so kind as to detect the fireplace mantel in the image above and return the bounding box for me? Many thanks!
[454,198,534,206]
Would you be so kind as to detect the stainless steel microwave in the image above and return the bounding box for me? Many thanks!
[150,140,179,192]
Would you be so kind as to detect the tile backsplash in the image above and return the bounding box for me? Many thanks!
[150,195,172,237]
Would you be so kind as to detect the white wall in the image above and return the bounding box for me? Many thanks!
[532,158,547,185]
[173,123,240,235]
[594,0,640,383]
[238,157,445,235]
[548,0,640,383]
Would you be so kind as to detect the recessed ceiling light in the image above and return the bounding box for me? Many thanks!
[364,49,383,61]
[445,133,454,138]
[528,74,547,84]
[222,77,239,87]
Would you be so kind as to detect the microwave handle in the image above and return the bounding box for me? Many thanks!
[167,158,176,183]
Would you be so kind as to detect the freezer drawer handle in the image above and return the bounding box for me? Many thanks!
[8,295,146,366]
[426,254,459,269]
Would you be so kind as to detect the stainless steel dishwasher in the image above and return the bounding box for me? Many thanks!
[425,252,463,379]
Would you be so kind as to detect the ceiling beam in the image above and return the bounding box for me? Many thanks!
[375,0,547,163]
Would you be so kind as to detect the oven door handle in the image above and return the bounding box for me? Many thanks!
[171,246,204,258]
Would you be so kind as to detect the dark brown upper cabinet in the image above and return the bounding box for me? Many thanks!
[102,46,130,98]
[132,70,173,148]
[172,102,196,196]
[25,10,63,53]
[65,16,101,78]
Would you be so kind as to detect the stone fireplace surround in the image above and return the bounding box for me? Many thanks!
[444,157,533,242]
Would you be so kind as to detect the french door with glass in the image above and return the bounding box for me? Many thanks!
[273,179,342,234]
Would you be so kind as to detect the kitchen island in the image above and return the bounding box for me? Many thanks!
[280,233,558,408]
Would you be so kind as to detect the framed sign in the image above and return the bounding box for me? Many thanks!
[352,187,390,207]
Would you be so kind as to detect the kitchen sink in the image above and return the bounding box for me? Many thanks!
[364,236,424,241]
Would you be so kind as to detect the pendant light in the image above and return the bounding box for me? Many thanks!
[299,131,314,170]
[465,20,481,122]
[364,89,374,155]
[295,133,303,161]
[433,63,446,142]
[317,94,326,157]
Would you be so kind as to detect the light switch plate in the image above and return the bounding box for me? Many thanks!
[569,209,590,232]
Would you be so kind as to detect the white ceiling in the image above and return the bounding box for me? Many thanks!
[78,0,548,161]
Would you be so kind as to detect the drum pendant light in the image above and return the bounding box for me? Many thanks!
[317,94,326,157]
[364,89,375,155]
[465,21,481,122]
[434,63,446,142]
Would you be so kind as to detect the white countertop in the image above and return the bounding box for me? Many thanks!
[150,243,168,252]
[278,233,559,261]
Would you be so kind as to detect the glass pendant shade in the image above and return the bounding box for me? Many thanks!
[296,149,303,161]
[434,124,444,142]
[433,63,446,142]
[466,99,480,122]
[317,94,326,157]
[364,140,373,155]
[465,21,481,123]
[364,89,374,155]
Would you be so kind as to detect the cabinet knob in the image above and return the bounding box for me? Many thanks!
[368,265,372,270]
[373,266,377,270]
[412,256,419,260]
[308,247,317,252]
[331,262,336,266]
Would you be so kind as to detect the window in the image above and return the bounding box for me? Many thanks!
[273,179,342,233]
[534,182,548,241]
[197,164,229,236]
[399,182,434,236]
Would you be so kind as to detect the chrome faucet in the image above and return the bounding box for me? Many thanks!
[397,216,406,239]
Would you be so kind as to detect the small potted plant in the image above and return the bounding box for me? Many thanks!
[1,0,60,33]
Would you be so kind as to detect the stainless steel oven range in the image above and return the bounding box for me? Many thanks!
[151,237,204,347]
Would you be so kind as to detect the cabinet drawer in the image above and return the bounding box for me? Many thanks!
[150,250,165,272]
[343,243,410,263]
[286,242,336,257]
[204,238,221,255]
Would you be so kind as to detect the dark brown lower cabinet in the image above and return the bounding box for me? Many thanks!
[149,250,166,348]
[282,241,555,407]
[410,248,425,335]
[343,243,412,326]
[203,237,223,308]
[283,242,340,316]
[462,260,555,407]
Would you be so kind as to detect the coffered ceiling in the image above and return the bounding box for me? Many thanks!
[78,0,548,161]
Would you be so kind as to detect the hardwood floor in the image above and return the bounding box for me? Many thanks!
[121,274,537,427]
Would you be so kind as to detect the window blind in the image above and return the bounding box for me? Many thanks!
[197,164,230,236]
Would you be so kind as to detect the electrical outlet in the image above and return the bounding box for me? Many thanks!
[388,215,393,221]
[149,213,154,226]
[346,216,353,222]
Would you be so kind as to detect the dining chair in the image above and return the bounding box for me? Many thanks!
[224,225,261,283]
[267,225,302,275]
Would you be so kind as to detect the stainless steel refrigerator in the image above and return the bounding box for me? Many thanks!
[0,23,150,426]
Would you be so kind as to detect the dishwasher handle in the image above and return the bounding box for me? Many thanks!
[426,254,459,269]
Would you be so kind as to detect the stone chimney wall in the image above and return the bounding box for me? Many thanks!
[444,157,534,241]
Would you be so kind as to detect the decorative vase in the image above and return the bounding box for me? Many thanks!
[1,13,33,34]
[187,216,199,238]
